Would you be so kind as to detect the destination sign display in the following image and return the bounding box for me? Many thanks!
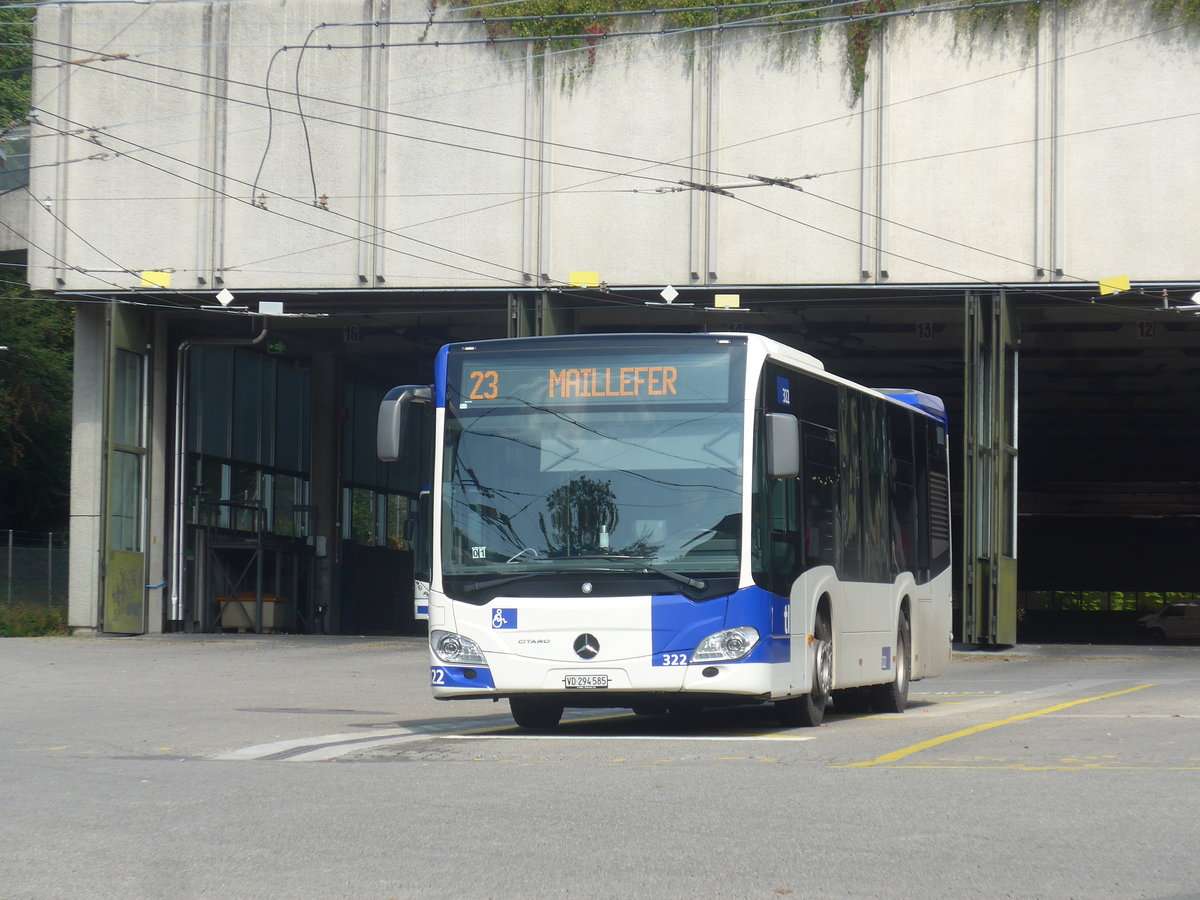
[449,347,734,408]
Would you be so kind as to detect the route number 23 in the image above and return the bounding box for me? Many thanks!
[469,370,499,400]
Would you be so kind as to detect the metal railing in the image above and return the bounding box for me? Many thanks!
[2,530,68,607]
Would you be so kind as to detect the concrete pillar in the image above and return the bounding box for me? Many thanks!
[309,352,340,632]
[67,304,105,633]
[145,313,168,632]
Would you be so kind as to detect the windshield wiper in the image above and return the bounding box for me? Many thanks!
[461,559,705,593]
[461,563,620,592]
[461,572,545,593]
[642,564,706,591]
[566,555,707,591]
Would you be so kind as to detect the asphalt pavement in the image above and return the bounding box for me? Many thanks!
[3,635,1199,899]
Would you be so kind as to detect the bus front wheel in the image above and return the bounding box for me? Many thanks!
[509,696,563,729]
[777,613,832,727]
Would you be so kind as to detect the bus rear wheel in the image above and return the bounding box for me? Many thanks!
[777,613,832,727]
[509,696,563,729]
[870,613,910,714]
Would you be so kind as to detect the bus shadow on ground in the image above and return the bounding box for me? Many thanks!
[449,698,936,739]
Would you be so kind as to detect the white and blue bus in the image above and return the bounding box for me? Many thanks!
[378,332,952,728]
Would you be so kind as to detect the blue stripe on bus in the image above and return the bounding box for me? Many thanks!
[726,585,791,664]
[435,344,449,408]
[650,593,726,665]
[649,586,791,666]
[431,665,495,689]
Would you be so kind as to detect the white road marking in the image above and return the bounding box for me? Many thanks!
[214,712,818,760]
[213,728,422,761]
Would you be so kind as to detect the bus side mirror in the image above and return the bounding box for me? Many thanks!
[377,385,432,462]
[765,412,800,479]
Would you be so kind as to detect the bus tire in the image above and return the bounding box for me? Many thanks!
[870,613,910,714]
[777,612,832,727]
[509,696,563,729]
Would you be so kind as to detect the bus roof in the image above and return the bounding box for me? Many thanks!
[877,389,948,425]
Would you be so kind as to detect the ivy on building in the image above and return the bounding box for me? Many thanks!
[442,0,1200,100]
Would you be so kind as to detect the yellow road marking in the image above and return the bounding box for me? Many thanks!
[882,763,1200,771]
[840,683,1156,768]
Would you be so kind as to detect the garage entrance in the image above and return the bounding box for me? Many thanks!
[148,282,1200,642]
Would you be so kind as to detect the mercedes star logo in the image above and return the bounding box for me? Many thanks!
[573,633,600,660]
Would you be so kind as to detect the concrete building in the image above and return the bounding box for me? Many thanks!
[18,0,1200,641]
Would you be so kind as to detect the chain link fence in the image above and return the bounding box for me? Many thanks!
[2,531,69,608]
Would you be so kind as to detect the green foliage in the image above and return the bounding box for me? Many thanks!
[0,3,34,130]
[447,0,831,46]
[446,0,837,81]
[447,0,1200,100]
[1152,0,1200,28]
[955,0,1043,41]
[0,10,65,531]
[845,1,897,98]
[0,271,74,531]
[0,602,68,637]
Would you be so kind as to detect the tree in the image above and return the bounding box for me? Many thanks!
[0,271,73,531]
[0,9,72,532]
[0,4,33,130]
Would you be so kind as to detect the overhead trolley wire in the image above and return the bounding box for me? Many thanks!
[0,207,213,310]
[27,1,1057,195]
[27,40,702,185]
[32,108,651,310]
[16,4,1196,312]
[730,193,1198,313]
[24,95,1179,310]
[23,12,1190,200]
[34,110,542,288]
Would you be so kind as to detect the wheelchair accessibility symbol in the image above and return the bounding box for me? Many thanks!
[492,608,517,629]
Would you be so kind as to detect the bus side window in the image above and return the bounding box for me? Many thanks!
[887,404,918,578]
[769,477,798,591]
[860,395,889,583]
[839,390,864,582]
[802,426,837,570]
[927,421,951,577]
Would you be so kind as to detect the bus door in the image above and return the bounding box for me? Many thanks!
[412,488,431,620]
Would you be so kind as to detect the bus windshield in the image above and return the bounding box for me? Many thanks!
[441,342,745,586]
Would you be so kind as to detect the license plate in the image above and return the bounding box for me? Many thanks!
[564,674,609,689]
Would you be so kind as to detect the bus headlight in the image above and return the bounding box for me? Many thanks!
[692,626,760,662]
[431,630,487,665]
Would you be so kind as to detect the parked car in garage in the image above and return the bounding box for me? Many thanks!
[1138,601,1200,642]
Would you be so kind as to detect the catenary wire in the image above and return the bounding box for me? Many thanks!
[24,18,1192,285]
[15,3,1195,311]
